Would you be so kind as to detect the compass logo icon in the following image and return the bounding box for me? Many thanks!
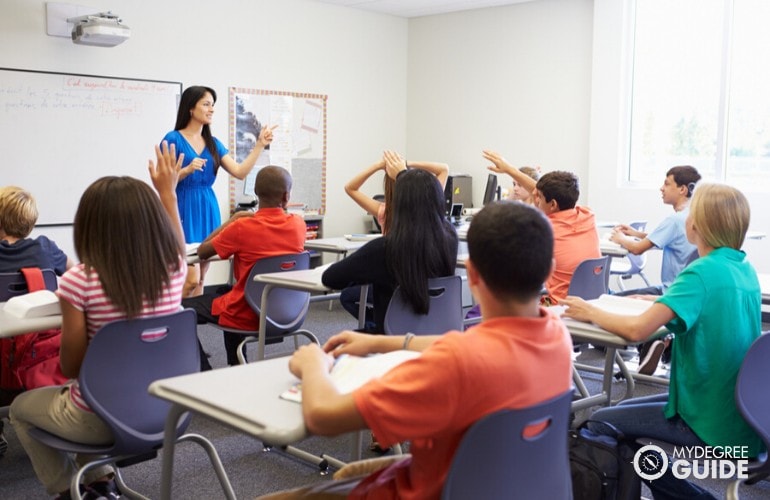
[633,444,669,481]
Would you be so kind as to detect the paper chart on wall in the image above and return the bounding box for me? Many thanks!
[229,88,327,213]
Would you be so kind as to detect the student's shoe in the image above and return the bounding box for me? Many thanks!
[660,339,673,364]
[84,479,121,500]
[637,339,665,376]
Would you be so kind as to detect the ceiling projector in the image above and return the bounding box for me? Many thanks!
[68,12,130,47]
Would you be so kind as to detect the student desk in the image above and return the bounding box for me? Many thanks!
[599,239,628,258]
[559,296,668,412]
[304,236,378,311]
[304,236,377,257]
[149,357,306,500]
[0,302,62,339]
[563,316,638,412]
[252,268,370,359]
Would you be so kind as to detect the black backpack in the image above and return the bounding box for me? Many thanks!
[569,420,641,500]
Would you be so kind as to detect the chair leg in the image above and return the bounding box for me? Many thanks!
[114,469,149,500]
[236,336,252,365]
[616,275,626,291]
[572,365,590,399]
[725,478,741,500]
[640,271,651,287]
[177,433,237,500]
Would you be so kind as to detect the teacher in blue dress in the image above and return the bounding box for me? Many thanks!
[163,85,276,296]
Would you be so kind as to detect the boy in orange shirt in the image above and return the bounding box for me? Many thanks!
[260,201,573,500]
[484,151,601,304]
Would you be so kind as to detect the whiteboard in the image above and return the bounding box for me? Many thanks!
[228,88,327,215]
[0,68,182,225]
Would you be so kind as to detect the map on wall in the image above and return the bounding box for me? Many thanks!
[228,87,327,215]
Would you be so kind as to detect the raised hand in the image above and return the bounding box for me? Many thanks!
[149,141,184,196]
[482,150,514,174]
[258,124,279,147]
[383,150,406,180]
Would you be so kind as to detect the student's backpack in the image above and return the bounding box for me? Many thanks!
[0,267,67,405]
[569,420,641,500]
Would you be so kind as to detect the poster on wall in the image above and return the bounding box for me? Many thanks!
[229,87,327,215]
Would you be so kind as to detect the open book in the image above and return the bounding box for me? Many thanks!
[280,349,421,403]
[587,294,656,315]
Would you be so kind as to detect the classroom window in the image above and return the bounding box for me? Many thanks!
[627,0,770,190]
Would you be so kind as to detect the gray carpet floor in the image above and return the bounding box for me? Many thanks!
[1,301,768,499]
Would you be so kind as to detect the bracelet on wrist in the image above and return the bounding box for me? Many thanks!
[403,332,415,350]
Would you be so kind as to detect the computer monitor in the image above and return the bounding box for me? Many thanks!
[482,174,499,205]
[443,176,454,216]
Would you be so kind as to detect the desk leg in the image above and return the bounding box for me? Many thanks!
[159,405,186,500]
[328,252,347,311]
[601,347,617,405]
[612,351,636,405]
[357,284,370,330]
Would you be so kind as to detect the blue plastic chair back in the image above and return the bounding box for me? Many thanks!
[243,252,311,338]
[734,332,770,479]
[0,269,57,301]
[384,275,463,335]
[78,309,200,453]
[567,256,610,300]
[613,222,648,274]
[441,390,573,499]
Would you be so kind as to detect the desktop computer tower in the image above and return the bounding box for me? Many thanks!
[449,174,473,209]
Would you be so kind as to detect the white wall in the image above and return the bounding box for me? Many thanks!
[406,0,594,206]
[2,0,408,281]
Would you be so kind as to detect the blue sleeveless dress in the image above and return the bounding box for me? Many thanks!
[162,130,229,243]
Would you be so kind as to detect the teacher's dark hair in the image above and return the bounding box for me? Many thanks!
[175,86,222,172]
[73,176,182,317]
[468,201,553,301]
[385,169,458,315]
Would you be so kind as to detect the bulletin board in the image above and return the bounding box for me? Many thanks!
[228,88,327,214]
[0,68,181,225]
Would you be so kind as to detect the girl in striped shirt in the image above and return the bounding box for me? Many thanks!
[10,142,187,500]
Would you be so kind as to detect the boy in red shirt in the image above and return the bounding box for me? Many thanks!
[183,166,306,367]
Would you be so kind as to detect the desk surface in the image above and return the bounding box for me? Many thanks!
[304,236,376,254]
[0,302,62,339]
[149,357,305,445]
[599,239,628,257]
[253,266,332,293]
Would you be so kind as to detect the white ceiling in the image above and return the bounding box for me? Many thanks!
[308,0,538,18]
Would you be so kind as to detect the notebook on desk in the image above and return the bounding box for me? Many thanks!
[280,350,420,403]
[3,290,61,318]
